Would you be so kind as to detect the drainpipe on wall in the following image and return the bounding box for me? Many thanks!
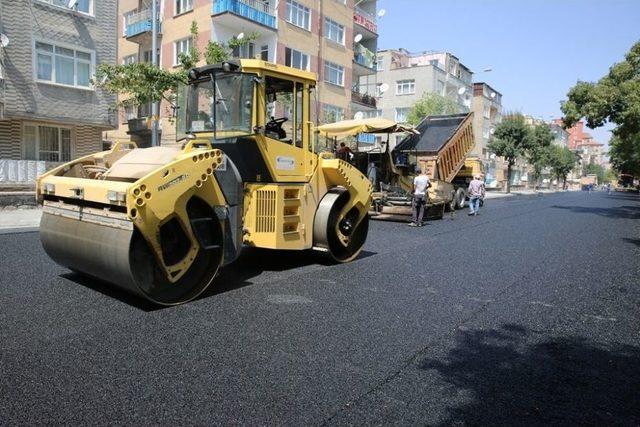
[151,0,159,147]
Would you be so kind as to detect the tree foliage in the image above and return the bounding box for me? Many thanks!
[547,145,577,189]
[561,41,640,176]
[526,123,554,187]
[487,114,530,192]
[406,92,461,125]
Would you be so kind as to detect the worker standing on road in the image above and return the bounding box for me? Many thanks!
[409,168,430,227]
[367,161,378,190]
[337,143,353,163]
[467,174,486,216]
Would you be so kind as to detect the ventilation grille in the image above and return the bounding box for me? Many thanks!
[255,190,276,233]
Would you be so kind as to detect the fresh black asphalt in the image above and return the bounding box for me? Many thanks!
[1,191,639,425]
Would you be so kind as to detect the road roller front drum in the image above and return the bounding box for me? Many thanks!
[313,189,369,263]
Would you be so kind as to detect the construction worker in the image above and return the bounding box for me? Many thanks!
[409,168,430,227]
[468,174,486,216]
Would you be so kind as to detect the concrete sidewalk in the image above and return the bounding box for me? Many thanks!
[484,189,570,199]
[0,207,41,232]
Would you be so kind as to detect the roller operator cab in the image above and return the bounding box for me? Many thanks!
[36,60,372,306]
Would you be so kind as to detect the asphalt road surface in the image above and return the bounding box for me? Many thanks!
[1,191,639,425]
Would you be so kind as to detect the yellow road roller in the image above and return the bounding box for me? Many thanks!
[36,60,372,305]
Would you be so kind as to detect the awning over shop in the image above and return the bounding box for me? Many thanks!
[316,118,419,137]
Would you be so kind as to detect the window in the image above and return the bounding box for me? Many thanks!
[361,110,382,119]
[122,54,137,65]
[123,105,137,122]
[436,80,445,95]
[143,49,160,64]
[323,105,344,123]
[260,45,269,61]
[23,124,72,162]
[396,80,415,95]
[286,0,311,30]
[324,61,344,86]
[285,48,309,71]
[174,0,193,15]
[233,42,255,59]
[375,83,383,97]
[35,41,93,88]
[483,105,490,119]
[324,18,344,45]
[376,57,383,71]
[39,0,92,15]
[174,38,192,65]
[395,108,410,123]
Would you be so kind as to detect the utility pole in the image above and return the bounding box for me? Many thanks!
[151,0,159,147]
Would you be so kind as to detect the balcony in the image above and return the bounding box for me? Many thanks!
[351,91,376,109]
[124,8,162,43]
[354,6,377,34]
[353,44,376,74]
[212,0,277,30]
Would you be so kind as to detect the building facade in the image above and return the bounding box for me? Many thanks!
[470,82,504,187]
[107,0,379,147]
[0,0,117,183]
[374,49,472,148]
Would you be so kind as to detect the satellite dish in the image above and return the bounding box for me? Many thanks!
[490,128,495,135]
[490,153,496,159]
[490,92,496,99]
[0,34,9,48]
[457,87,466,95]
[354,111,364,120]
[68,0,78,8]
[379,83,389,93]
[377,9,386,18]
[354,34,363,43]
[237,32,245,40]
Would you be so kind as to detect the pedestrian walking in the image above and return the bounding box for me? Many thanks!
[607,182,612,194]
[409,168,430,227]
[467,174,485,216]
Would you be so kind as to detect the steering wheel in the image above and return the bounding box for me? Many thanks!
[266,116,288,139]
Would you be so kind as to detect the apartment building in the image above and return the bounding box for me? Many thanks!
[0,0,117,183]
[470,82,503,188]
[107,0,379,147]
[375,50,472,119]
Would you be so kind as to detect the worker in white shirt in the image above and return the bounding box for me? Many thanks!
[409,168,430,227]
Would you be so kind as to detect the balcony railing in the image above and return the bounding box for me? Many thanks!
[212,0,277,29]
[351,91,376,108]
[354,44,375,69]
[354,6,377,33]
[124,8,161,38]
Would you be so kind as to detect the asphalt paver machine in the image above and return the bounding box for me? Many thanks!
[36,60,372,305]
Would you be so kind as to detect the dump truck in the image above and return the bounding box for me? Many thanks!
[36,60,372,305]
[370,113,475,221]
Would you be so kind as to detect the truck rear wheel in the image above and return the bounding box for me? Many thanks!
[455,188,466,209]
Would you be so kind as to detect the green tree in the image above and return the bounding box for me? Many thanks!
[487,114,531,193]
[526,123,554,189]
[561,41,640,176]
[548,145,577,190]
[406,92,460,125]
[584,162,606,184]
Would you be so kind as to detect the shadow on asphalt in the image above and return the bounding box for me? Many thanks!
[551,204,640,219]
[420,324,640,425]
[622,238,640,247]
[62,248,376,311]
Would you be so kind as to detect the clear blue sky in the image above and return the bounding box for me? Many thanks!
[376,0,640,146]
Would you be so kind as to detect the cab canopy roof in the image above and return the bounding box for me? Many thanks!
[317,118,418,137]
